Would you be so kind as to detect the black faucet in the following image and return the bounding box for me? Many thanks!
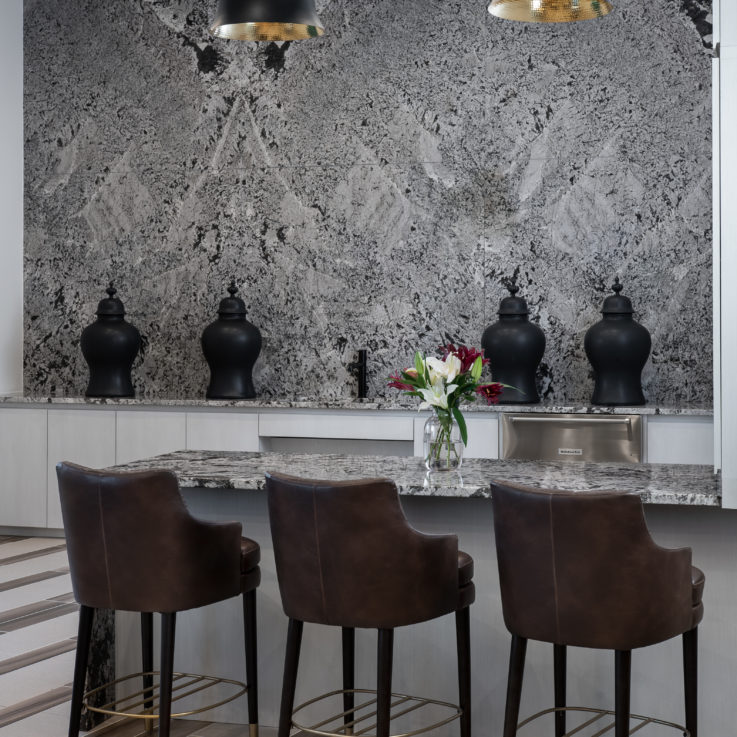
[348,349,368,399]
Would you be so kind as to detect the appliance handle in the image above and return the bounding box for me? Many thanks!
[508,416,632,425]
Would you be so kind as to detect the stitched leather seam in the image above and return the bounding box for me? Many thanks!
[312,488,328,620]
[549,494,561,642]
[97,479,114,608]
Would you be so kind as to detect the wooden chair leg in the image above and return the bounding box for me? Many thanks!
[141,612,154,721]
[683,627,698,737]
[377,629,394,737]
[456,607,471,737]
[554,644,566,737]
[343,627,355,734]
[68,605,94,737]
[158,613,176,737]
[243,589,259,737]
[503,635,527,737]
[614,650,631,737]
[278,619,304,737]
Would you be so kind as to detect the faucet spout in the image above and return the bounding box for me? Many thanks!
[348,349,368,399]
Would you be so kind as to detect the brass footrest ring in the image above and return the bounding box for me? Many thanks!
[517,706,689,737]
[83,670,247,720]
[292,687,462,737]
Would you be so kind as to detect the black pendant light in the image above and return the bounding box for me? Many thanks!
[488,0,612,22]
[210,0,324,41]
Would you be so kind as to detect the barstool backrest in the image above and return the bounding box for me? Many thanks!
[266,471,459,628]
[57,461,243,613]
[490,480,694,650]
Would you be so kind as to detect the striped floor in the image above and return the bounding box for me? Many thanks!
[0,536,250,737]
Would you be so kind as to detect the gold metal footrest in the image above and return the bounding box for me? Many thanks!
[292,688,462,737]
[83,670,247,720]
[517,706,689,736]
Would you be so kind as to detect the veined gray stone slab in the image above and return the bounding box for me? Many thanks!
[0,394,714,415]
[110,450,720,506]
[23,0,712,405]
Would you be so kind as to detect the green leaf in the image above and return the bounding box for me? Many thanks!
[414,351,425,381]
[471,356,483,382]
[452,407,468,446]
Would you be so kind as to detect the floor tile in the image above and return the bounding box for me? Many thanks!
[0,539,66,563]
[0,572,72,610]
[0,611,77,659]
[0,649,76,705]
[0,551,70,584]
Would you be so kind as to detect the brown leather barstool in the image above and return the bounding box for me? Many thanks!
[491,480,704,737]
[56,462,261,737]
[265,471,475,737]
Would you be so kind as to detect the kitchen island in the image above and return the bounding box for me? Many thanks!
[107,450,733,735]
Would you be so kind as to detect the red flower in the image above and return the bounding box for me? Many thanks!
[387,373,414,391]
[475,382,503,405]
[438,343,489,373]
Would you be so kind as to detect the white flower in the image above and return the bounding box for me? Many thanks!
[418,383,458,411]
[425,354,462,384]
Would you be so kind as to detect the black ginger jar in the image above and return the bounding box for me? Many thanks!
[481,284,546,404]
[80,283,141,398]
[202,282,262,399]
[584,278,651,406]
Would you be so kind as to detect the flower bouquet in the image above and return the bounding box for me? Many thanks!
[388,343,504,471]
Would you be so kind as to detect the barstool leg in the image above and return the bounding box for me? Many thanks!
[683,627,698,737]
[614,650,631,737]
[343,627,355,734]
[141,611,154,733]
[243,589,259,737]
[456,607,471,737]
[158,613,176,737]
[68,605,94,737]
[278,619,304,737]
[554,644,566,737]
[377,629,394,737]
[503,635,527,737]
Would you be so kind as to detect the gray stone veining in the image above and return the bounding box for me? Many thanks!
[0,394,714,415]
[24,0,712,405]
[110,450,721,506]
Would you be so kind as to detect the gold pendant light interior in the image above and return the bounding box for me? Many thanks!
[488,0,613,22]
[210,0,324,41]
[210,22,323,41]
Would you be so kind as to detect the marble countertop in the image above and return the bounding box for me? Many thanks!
[0,395,714,416]
[110,450,721,506]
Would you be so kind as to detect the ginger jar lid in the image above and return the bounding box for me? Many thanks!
[96,283,126,317]
[498,284,530,316]
[218,280,247,316]
[601,277,634,315]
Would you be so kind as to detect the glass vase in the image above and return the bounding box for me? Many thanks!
[423,414,464,471]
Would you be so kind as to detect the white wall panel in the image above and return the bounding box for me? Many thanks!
[259,412,413,441]
[0,0,23,395]
[646,416,713,465]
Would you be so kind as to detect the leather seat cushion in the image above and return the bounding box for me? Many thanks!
[458,551,473,586]
[241,537,261,572]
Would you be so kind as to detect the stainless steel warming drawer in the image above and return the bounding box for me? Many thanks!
[501,413,642,464]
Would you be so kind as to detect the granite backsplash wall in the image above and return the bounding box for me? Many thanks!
[23,0,712,403]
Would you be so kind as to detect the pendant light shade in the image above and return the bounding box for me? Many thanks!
[488,0,612,22]
[210,0,324,41]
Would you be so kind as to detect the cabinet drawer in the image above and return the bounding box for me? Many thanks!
[259,413,413,441]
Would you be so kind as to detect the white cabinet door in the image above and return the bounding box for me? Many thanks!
[646,416,714,465]
[413,415,499,459]
[0,408,47,527]
[186,412,260,452]
[115,411,186,465]
[47,410,116,529]
[259,412,413,441]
